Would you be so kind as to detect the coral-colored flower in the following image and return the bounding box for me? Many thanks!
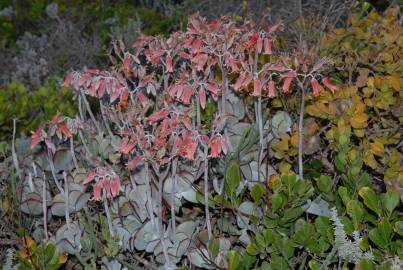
[267,80,277,98]
[178,131,197,160]
[322,77,337,93]
[84,167,121,201]
[253,79,262,96]
[311,78,324,96]
[209,136,227,158]
[282,77,293,93]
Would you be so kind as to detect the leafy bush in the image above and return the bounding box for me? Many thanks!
[0,79,77,140]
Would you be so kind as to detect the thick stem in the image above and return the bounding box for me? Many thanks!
[63,172,71,227]
[298,86,306,180]
[204,144,212,240]
[42,175,48,241]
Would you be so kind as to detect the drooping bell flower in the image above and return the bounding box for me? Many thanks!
[253,79,262,96]
[282,77,293,93]
[322,77,337,93]
[311,78,324,96]
[282,71,296,93]
[267,80,277,98]
[209,136,228,158]
[179,131,197,160]
[84,167,121,201]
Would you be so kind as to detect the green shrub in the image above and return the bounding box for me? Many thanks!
[0,79,77,140]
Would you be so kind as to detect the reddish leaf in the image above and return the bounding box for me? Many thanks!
[322,77,337,93]
[148,109,170,123]
[253,79,262,96]
[166,55,174,73]
[199,88,207,109]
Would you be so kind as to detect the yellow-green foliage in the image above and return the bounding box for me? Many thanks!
[307,7,403,192]
[0,79,77,140]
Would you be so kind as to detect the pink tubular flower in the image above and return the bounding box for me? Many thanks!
[311,78,325,96]
[267,80,277,98]
[84,167,121,201]
[322,77,337,93]
[180,131,197,160]
[253,79,262,96]
[282,77,293,93]
[209,136,227,158]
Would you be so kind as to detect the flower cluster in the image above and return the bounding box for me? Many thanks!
[83,167,121,201]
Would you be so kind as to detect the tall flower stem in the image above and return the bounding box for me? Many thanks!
[103,199,114,237]
[203,143,212,240]
[297,80,306,180]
